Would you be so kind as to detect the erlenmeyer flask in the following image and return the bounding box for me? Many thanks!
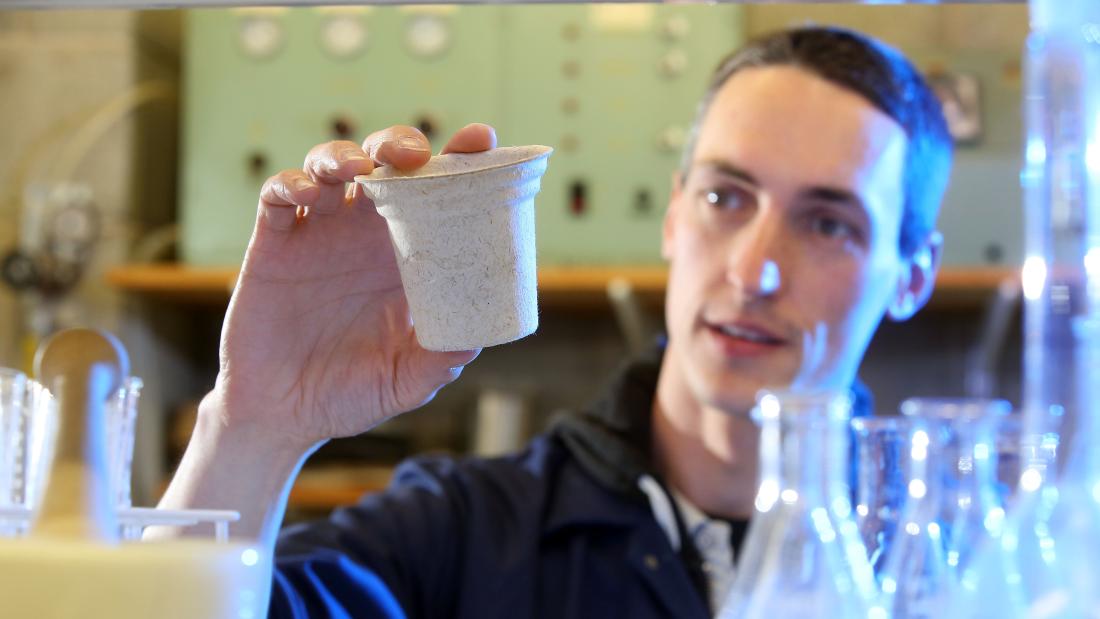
[851,415,910,577]
[878,398,1011,618]
[991,414,1025,509]
[718,391,882,619]
[956,0,1100,615]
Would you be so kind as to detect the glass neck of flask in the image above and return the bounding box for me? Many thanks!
[900,399,1009,510]
[756,392,852,513]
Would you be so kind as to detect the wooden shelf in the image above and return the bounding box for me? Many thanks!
[104,263,672,307]
[105,264,238,304]
[106,263,1019,309]
[155,465,394,512]
[288,465,393,511]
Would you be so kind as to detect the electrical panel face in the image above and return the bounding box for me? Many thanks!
[182,6,502,266]
[496,6,744,265]
[181,6,1021,270]
[180,5,744,266]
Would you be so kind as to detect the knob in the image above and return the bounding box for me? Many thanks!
[656,126,686,154]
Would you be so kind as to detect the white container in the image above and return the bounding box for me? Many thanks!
[357,145,553,352]
[0,329,271,618]
[0,539,270,619]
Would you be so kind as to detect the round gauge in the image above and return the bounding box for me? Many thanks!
[659,49,689,78]
[1,251,39,291]
[656,125,687,154]
[50,199,100,263]
[662,15,691,41]
[405,14,451,59]
[321,14,368,59]
[52,204,97,246]
[238,14,285,60]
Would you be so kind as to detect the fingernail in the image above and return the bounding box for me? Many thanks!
[398,135,430,153]
[343,149,370,161]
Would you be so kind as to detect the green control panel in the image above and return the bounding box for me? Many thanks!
[180,5,744,266]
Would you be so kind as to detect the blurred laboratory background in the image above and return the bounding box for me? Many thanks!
[0,3,1028,520]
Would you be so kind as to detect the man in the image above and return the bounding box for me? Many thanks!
[156,26,952,618]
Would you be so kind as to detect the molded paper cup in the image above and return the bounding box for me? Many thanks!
[356,145,553,352]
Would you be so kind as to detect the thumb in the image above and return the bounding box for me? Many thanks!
[401,346,482,405]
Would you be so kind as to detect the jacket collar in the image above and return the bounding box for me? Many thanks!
[550,345,665,499]
[548,340,874,519]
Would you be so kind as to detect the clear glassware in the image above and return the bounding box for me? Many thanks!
[991,414,1025,509]
[718,391,882,619]
[22,378,55,513]
[851,415,911,577]
[956,0,1100,616]
[105,376,142,508]
[0,371,138,518]
[878,398,1011,618]
[0,370,56,537]
[0,369,29,509]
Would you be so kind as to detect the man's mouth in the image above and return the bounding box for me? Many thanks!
[712,322,785,345]
[700,314,791,358]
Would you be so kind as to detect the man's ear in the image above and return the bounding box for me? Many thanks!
[662,171,684,262]
[887,231,943,322]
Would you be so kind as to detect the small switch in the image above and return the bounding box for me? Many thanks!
[331,116,356,140]
[984,243,1004,264]
[634,188,653,215]
[569,180,588,217]
[247,151,268,177]
[562,22,581,41]
[562,60,581,79]
[415,115,438,142]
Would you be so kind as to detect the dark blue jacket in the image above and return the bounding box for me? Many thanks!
[270,350,870,618]
[273,433,711,619]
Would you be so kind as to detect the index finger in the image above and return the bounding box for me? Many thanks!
[303,140,375,185]
[440,123,498,155]
[361,125,433,171]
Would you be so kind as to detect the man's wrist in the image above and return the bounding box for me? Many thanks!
[152,393,323,544]
[195,387,324,467]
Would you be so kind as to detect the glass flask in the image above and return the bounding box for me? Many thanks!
[0,370,54,537]
[956,0,1100,616]
[851,415,911,577]
[878,399,1011,619]
[991,414,1025,509]
[717,391,882,619]
[104,376,142,508]
[0,369,28,510]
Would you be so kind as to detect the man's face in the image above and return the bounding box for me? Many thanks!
[663,65,929,414]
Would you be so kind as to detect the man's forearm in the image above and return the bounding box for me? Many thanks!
[145,395,320,552]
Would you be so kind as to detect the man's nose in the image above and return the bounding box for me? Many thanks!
[726,216,783,298]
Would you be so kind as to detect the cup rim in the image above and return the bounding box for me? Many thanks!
[353,145,552,184]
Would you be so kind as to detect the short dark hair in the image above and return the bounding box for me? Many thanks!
[681,27,953,257]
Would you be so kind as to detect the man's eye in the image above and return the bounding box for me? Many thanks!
[702,188,746,211]
[811,215,857,241]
